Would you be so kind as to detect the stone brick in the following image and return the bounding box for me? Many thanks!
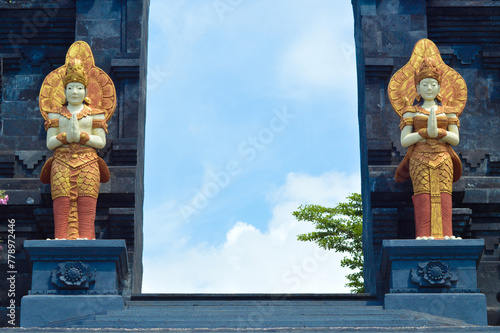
[80,19,121,38]
[2,101,39,119]
[377,0,399,15]
[91,37,121,53]
[3,119,41,136]
[399,1,426,15]
[410,14,426,30]
[77,0,121,20]
[76,20,89,36]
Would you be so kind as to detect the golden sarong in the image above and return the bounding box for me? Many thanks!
[409,141,453,238]
[51,144,100,200]
[50,144,100,239]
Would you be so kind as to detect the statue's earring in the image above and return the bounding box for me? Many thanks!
[62,97,67,105]
[84,96,91,104]
[416,95,421,102]
[436,93,442,104]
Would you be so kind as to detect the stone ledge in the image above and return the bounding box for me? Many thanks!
[385,293,487,326]
[21,295,124,328]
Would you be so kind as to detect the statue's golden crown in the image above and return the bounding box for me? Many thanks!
[388,39,467,118]
[63,59,88,87]
[415,57,441,86]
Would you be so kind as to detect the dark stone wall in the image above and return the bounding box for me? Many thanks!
[0,0,149,326]
[353,0,500,324]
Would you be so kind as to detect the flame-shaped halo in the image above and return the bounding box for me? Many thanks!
[388,39,467,118]
[39,41,116,122]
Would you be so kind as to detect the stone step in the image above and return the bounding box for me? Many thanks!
[126,300,383,307]
[4,326,500,333]
[35,294,497,330]
[116,305,388,314]
[93,313,437,323]
[60,304,473,329]
[100,309,421,320]
[125,294,380,304]
[64,318,465,329]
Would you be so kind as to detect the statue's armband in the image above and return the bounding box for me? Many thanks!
[399,117,414,130]
[447,117,460,129]
[92,119,108,133]
[44,118,59,131]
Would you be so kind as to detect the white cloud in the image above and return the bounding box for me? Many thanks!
[268,171,361,207]
[142,170,361,293]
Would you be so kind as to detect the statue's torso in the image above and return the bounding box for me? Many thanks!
[413,114,448,131]
[48,106,105,147]
[57,114,93,134]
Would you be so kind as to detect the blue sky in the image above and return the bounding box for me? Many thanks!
[142,0,360,293]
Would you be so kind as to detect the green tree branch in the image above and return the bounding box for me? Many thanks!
[293,193,364,293]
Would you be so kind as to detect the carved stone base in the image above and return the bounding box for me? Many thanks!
[20,240,128,327]
[378,239,487,326]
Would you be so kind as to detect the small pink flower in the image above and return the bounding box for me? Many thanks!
[0,191,8,205]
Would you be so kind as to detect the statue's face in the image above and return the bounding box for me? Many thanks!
[417,78,440,101]
[65,82,86,106]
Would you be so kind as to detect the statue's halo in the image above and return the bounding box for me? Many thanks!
[39,41,116,123]
[388,39,467,118]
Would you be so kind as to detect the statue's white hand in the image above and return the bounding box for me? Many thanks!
[427,108,438,138]
[67,113,81,143]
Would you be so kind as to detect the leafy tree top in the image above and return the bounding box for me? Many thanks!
[293,193,364,293]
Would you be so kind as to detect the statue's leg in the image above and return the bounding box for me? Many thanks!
[413,193,431,238]
[439,157,454,238]
[78,196,97,240]
[53,196,70,239]
[441,192,453,237]
[51,155,73,239]
[67,199,79,240]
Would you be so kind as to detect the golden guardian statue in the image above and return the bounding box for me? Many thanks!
[388,39,467,240]
[39,41,116,240]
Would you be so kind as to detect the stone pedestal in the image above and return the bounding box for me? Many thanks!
[21,240,128,328]
[379,239,487,326]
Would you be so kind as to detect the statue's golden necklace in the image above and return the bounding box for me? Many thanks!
[414,105,444,116]
[59,106,92,120]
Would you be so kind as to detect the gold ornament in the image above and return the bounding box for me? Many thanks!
[63,59,88,87]
[388,39,467,118]
[39,41,116,124]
